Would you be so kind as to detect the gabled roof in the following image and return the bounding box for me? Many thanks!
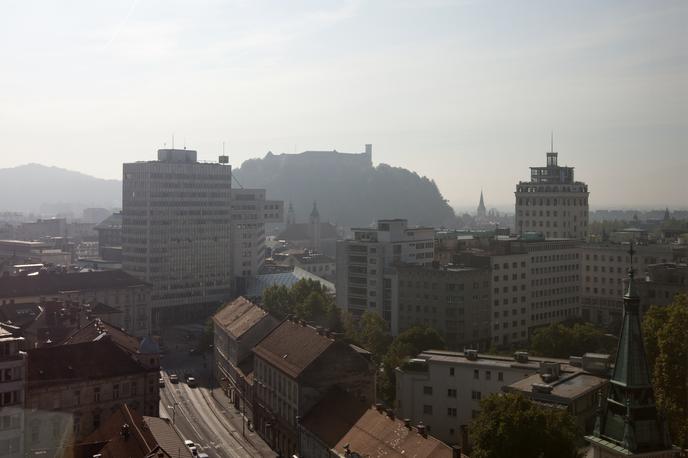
[0,269,148,299]
[213,296,271,339]
[28,339,146,389]
[81,403,193,458]
[253,320,334,379]
[302,389,456,458]
[62,319,140,355]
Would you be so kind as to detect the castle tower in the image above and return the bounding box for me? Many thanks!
[586,244,676,457]
[309,201,321,252]
[477,190,487,219]
[287,201,296,226]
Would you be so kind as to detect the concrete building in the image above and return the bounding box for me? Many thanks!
[638,262,688,314]
[579,243,674,326]
[252,319,375,457]
[299,388,462,458]
[122,149,233,328]
[504,353,609,435]
[272,249,336,281]
[213,296,279,423]
[231,188,283,291]
[0,326,26,458]
[0,270,151,337]
[93,212,122,262]
[456,235,581,347]
[514,148,589,239]
[394,265,491,350]
[336,219,434,329]
[19,218,67,240]
[25,339,157,453]
[395,349,574,446]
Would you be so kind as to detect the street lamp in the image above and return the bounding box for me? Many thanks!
[168,402,179,424]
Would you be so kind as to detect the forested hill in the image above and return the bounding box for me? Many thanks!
[233,150,455,227]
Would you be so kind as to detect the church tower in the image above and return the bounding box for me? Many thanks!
[586,244,677,457]
[286,201,296,226]
[477,190,487,219]
[309,201,321,252]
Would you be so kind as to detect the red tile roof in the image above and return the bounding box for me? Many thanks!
[62,319,140,355]
[213,296,271,339]
[253,320,334,379]
[302,389,456,458]
[28,339,146,389]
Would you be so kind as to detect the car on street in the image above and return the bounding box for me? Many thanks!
[169,374,179,384]
[184,440,198,456]
[158,377,164,388]
[187,376,197,388]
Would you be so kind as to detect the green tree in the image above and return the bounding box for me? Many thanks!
[262,284,292,319]
[470,393,581,458]
[262,279,340,330]
[531,322,615,358]
[643,293,688,448]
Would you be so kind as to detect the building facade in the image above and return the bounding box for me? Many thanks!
[231,188,283,290]
[0,326,26,458]
[514,150,589,239]
[122,149,233,327]
[336,219,434,329]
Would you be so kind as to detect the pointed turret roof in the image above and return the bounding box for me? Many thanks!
[310,201,320,218]
[477,190,486,217]
[587,243,673,455]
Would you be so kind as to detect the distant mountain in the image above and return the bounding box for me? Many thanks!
[0,164,121,214]
[233,148,456,227]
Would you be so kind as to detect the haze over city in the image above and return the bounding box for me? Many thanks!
[1,0,686,209]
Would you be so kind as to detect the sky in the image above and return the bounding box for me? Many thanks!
[0,0,686,211]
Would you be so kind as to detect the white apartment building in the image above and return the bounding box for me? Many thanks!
[515,150,589,239]
[395,349,567,445]
[336,219,434,330]
[122,149,232,327]
[231,189,283,288]
[580,243,674,325]
[0,327,26,458]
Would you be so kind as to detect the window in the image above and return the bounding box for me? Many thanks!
[94,387,101,402]
[423,405,433,415]
[423,386,433,395]
[449,367,455,376]
[485,371,491,381]
[471,391,482,400]
[447,389,457,398]
[473,369,479,380]
[498,372,504,382]
[113,384,120,400]
[447,407,457,417]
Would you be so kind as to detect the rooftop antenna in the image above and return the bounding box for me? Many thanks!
[550,131,554,153]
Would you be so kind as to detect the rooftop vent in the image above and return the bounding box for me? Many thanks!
[532,383,553,394]
[514,351,529,363]
[464,349,478,361]
[375,403,384,413]
[404,418,412,429]
[539,361,561,379]
[417,422,427,438]
[386,408,395,420]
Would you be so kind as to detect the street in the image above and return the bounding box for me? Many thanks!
[158,324,275,458]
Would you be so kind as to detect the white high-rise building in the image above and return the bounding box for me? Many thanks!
[515,147,589,240]
[336,219,434,330]
[231,188,283,287]
[122,149,233,328]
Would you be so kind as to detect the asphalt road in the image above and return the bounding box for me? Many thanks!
[158,324,275,458]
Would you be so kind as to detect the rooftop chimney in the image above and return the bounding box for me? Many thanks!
[386,408,395,420]
[452,445,463,458]
[417,422,427,438]
[404,418,412,429]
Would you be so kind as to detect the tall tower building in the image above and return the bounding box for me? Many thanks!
[477,190,487,219]
[286,201,296,226]
[586,246,676,457]
[309,201,321,251]
[122,149,233,328]
[514,141,589,239]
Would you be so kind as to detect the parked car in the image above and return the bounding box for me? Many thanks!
[187,376,197,388]
[170,374,179,384]
[158,377,165,388]
[184,440,198,456]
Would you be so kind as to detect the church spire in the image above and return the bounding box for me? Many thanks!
[477,190,486,218]
[586,242,674,456]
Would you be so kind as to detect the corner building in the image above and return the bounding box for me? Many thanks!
[122,149,232,328]
[515,151,589,239]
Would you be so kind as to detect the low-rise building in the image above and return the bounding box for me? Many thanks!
[299,388,463,458]
[0,270,151,336]
[0,325,26,458]
[395,349,573,446]
[25,339,156,453]
[273,250,336,281]
[504,353,609,434]
[213,297,279,423]
[253,319,375,457]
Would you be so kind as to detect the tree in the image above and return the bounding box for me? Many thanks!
[643,293,688,448]
[470,393,581,458]
[262,279,340,330]
[531,322,615,358]
[357,311,392,363]
[262,284,292,319]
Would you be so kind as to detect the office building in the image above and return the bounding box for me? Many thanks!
[0,326,26,458]
[122,149,232,327]
[231,188,283,289]
[336,219,434,328]
[514,147,589,239]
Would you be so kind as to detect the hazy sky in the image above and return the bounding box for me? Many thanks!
[1,0,686,210]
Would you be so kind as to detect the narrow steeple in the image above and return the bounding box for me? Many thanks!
[286,201,296,226]
[477,190,487,218]
[586,242,674,456]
